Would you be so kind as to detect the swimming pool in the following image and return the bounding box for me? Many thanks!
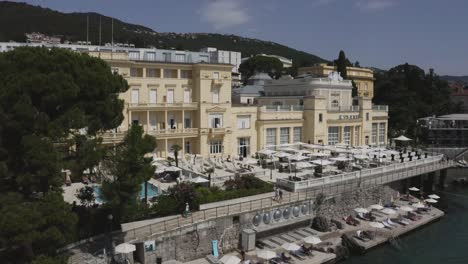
[93,182,159,203]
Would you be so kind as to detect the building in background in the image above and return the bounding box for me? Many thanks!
[449,82,468,113]
[417,114,468,147]
[200,47,242,87]
[0,42,388,158]
[298,63,374,98]
[232,72,272,105]
[241,54,293,68]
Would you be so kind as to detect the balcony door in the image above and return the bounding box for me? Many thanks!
[167,89,174,104]
[131,89,139,105]
[149,89,157,104]
[184,88,191,103]
[168,114,176,129]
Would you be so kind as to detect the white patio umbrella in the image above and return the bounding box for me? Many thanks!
[304,236,322,245]
[330,156,353,162]
[275,152,292,158]
[258,149,276,156]
[354,208,369,214]
[281,243,301,251]
[425,198,438,204]
[256,250,276,260]
[428,194,440,199]
[189,176,209,183]
[381,208,397,215]
[295,162,315,169]
[369,222,385,229]
[311,159,335,166]
[288,155,308,161]
[281,147,299,153]
[115,243,136,254]
[220,255,241,264]
[409,187,420,192]
[400,205,414,212]
[309,152,330,157]
[243,158,258,165]
[165,166,182,172]
[393,135,412,141]
[370,204,384,210]
[354,155,369,160]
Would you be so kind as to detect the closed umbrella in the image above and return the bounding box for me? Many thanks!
[425,198,438,204]
[369,222,385,229]
[115,243,136,254]
[428,194,440,199]
[256,250,276,260]
[304,236,322,245]
[381,208,397,215]
[354,208,369,214]
[281,243,300,251]
[220,255,241,264]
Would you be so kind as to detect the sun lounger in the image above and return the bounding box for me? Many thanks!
[354,230,371,242]
[357,212,371,221]
[382,220,393,229]
[387,219,399,227]
[290,251,306,260]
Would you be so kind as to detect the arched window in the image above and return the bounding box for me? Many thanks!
[331,100,339,108]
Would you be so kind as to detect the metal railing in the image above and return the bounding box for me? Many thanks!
[127,102,199,108]
[264,105,304,112]
[372,105,389,111]
[328,105,360,112]
[276,155,450,191]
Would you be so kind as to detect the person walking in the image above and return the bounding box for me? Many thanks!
[279,189,283,202]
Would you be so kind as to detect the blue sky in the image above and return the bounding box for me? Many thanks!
[16,0,468,75]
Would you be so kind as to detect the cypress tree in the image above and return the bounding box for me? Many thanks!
[336,50,348,79]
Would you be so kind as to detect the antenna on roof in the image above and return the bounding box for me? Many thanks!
[86,14,89,45]
[111,18,114,47]
[99,16,102,46]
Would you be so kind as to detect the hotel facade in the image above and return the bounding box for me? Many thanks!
[0,43,389,158]
[94,52,388,158]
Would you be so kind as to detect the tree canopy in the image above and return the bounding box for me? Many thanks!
[373,63,461,137]
[0,47,128,263]
[239,56,283,83]
[335,50,349,79]
[101,124,156,223]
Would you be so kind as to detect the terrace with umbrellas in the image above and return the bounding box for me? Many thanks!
[160,135,441,190]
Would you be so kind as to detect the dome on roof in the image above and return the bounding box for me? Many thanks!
[247,72,272,85]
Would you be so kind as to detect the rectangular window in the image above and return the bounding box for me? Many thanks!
[131,89,139,104]
[379,123,386,144]
[129,51,140,60]
[146,68,160,78]
[149,88,157,104]
[163,69,177,78]
[238,137,250,157]
[280,127,290,144]
[209,114,223,128]
[212,88,219,103]
[200,55,209,62]
[237,115,251,129]
[167,89,174,104]
[328,127,339,145]
[168,114,176,129]
[149,112,157,130]
[210,140,223,154]
[293,127,302,143]
[266,128,277,146]
[213,72,219,79]
[354,126,360,146]
[163,52,171,62]
[184,88,191,103]
[146,52,156,61]
[372,123,378,144]
[175,54,185,62]
[130,68,143,77]
[319,113,323,122]
[180,70,192,79]
[343,126,351,145]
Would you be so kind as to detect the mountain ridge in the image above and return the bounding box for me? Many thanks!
[0,1,327,67]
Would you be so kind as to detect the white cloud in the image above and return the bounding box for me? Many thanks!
[200,0,250,30]
[356,0,397,11]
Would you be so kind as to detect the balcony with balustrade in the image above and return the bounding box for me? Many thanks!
[127,102,199,110]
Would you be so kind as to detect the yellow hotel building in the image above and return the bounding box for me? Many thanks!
[90,50,388,159]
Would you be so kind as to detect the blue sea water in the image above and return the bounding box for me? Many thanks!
[93,182,159,203]
[344,187,468,264]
